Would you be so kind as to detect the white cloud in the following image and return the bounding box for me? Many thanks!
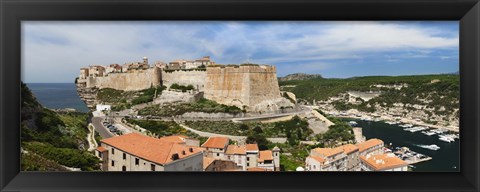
[22,21,458,82]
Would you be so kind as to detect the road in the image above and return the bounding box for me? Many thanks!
[91,117,114,139]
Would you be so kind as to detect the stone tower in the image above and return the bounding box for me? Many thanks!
[272,146,280,171]
[143,56,148,65]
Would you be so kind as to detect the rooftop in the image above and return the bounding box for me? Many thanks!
[158,135,187,144]
[96,146,107,152]
[225,145,246,155]
[258,150,273,162]
[201,137,229,149]
[246,144,259,152]
[360,153,408,171]
[336,144,359,154]
[357,138,384,152]
[101,133,202,165]
[312,147,344,158]
[308,156,326,164]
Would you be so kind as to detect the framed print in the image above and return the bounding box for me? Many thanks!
[1,0,479,192]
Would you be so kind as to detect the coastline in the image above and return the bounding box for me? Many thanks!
[334,114,459,133]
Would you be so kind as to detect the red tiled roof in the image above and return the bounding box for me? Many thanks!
[158,135,187,144]
[246,144,259,152]
[225,145,246,155]
[258,150,273,162]
[360,153,408,171]
[357,138,384,152]
[308,156,326,164]
[201,137,229,149]
[96,146,107,152]
[312,147,344,157]
[336,144,359,154]
[101,133,202,165]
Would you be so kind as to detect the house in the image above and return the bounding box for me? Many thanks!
[359,153,408,171]
[201,137,230,159]
[95,133,203,171]
[201,137,281,171]
[357,138,384,156]
[306,147,347,171]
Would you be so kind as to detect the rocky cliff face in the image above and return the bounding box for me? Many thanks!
[75,85,98,111]
[278,73,322,82]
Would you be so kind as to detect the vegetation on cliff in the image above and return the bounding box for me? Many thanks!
[170,83,195,92]
[21,82,100,171]
[97,86,166,111]
[124,119,208,144]
[138,98,242,117]
[184,116,312,145]
[278,73,323,82]
[280,74,459,117]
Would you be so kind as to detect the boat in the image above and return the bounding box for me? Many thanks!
[417,144,441,150]
[385,121,397,125]
[348,121,358,126]
[439,135,455,142]
[421,130,437,136]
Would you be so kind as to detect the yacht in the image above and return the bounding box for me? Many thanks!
[421,130,437,136]
[417,144,441,150]
[439,135,455,142]
[348,121,358,126]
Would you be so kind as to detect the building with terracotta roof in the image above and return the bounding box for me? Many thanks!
[201,137,281,171]
[337,144,360,171]
[201,137,230,159]
[356,138,384,156]
[158,135,200,147]
[359,153,408,171]
[96,133,203,171]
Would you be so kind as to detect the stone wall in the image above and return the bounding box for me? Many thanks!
[84,68,161,91]
[204,65,293,113]
[161,70,206,91]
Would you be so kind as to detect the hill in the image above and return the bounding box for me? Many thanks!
[21,82,100,171]
[278,73,323,82]
[280,74,459,127]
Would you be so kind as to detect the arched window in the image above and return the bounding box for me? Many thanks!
[122,166,126,171]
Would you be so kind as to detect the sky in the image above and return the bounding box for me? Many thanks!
[22,21,459,83]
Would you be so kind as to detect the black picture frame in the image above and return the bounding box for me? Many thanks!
[1,0,479,191]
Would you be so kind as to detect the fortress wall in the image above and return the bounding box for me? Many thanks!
[204,65,283,111]
[248,66,282,105]
[161,70,206,91]
[85,68,161,91]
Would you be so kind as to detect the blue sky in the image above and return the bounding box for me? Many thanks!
[22,21,459,83]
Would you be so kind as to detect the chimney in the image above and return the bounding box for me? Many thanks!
[171,153,179,160]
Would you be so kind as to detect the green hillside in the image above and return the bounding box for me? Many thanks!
[21,82,100,171]
[280,74,459,117]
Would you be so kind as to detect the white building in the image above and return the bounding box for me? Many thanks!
[359,153,408,171]
[96,104,111,112]
[95,133,204,171]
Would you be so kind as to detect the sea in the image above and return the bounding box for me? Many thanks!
[345,119,460,172]
[27,83,89,113]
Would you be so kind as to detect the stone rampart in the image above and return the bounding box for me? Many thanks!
[84,68,161,91]
[161,70,206,91]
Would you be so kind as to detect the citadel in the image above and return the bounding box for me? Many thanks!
[76,56,294,113]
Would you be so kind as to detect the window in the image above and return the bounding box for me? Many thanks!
[111,160,115,167]
[151,164,155,171]
[247,163,250,167]
[135,158,139,165]
[111,148,115,154]
[247,157,250,161]
[122,166,126,171]
[123,153,126,160]
[216,153,219,157]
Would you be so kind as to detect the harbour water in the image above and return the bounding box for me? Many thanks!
[27,83,89,112]
[348,119,460,172]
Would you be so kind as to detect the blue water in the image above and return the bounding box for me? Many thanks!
[346,119,459,172]
[27,83,89,113]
